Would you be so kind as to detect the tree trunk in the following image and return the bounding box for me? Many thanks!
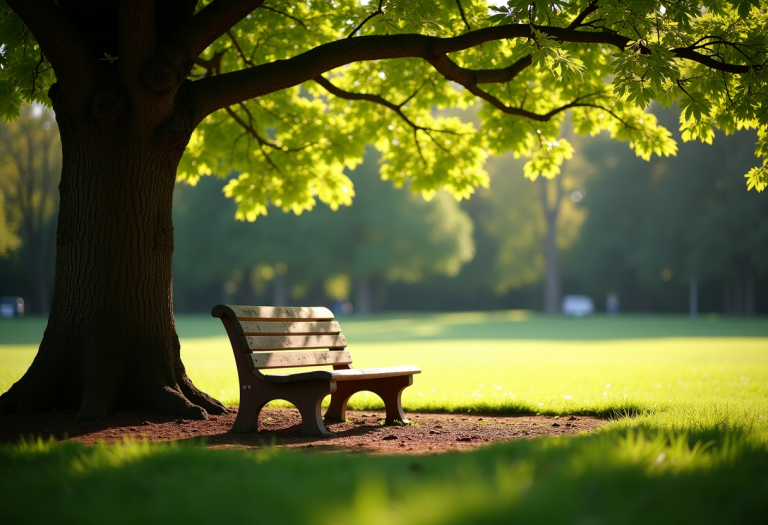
[355,275,373,315]
[311,278,326,306]
[744,272,755,316]
[273,273,288,306]
[542,212,560,314]
[241,266,254,305]
[538,177,562,315]
[723,282,733,314]
[732,278,743,315]
[689,277,698,321]
[0,115,226,420]
[635,284,651,312]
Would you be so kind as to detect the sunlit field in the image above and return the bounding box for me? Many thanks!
[2,312,767,424]
[2,313,767,524]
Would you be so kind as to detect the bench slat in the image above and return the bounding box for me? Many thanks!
[248,350,352,369]
[236,321,341,336]
[243,334,347,351]
[212,305,333,322]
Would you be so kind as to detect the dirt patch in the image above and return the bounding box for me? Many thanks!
[0,407,605,454]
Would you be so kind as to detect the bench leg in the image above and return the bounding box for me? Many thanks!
[232,379,335,436]
[324,382,357,422]
[324,376,414,425]
[293,394,332,436]
[372,375,413,425]
[232,390,268,432]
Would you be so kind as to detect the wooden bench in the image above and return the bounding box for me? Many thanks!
[212,304,421,435]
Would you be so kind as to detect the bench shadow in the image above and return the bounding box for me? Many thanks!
[181,419,396,448]
[0,408,397,446]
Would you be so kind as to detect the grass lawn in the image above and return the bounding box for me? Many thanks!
[1,312,767,523]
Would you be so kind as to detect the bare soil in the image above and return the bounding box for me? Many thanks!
[0,407,605,454]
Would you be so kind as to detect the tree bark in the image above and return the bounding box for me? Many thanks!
[0,107,226,420]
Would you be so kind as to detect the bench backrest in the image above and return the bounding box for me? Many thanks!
[211,305,350,371]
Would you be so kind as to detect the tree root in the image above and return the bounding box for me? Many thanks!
[0,370,228,421]
[145,386,209,420]
[180,375,229,415]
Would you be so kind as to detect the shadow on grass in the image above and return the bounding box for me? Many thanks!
[0,424,766,525]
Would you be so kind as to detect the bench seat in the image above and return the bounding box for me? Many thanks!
[212,304,420,435]
[263,365,422,383]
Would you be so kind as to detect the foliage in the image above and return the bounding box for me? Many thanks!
[2,0,766,221]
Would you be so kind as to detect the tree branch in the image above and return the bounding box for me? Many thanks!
[225,106,282,172]
[191,23,751,120]
[348,0,384,39]
[315,75,461,166]
[569,0,600,29]
[314,75,453,134]
[455,0,471,32]
[173,0,266,58]
[194,51,226,77]
[261,5,308,29]
[671,46,752,74]
[461,2,599,87]
[6,0,99,92]
[190,25,617,116]
[464,82,614,123]
[225,30,256,67]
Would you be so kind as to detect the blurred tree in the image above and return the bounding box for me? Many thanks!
[0,106,60,314]
[572,110,767,314]
[172,148,474,314]
[483,147,588,314]
[2,0,766,418]
[0,187,20,257]
[341,149,474,313]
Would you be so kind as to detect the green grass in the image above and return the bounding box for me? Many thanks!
[1,313,767,523]
[1,429,766,524]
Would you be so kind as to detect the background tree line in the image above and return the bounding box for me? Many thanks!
[1,106,766,316]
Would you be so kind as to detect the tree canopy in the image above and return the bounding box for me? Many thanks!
[2,0,766,217]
